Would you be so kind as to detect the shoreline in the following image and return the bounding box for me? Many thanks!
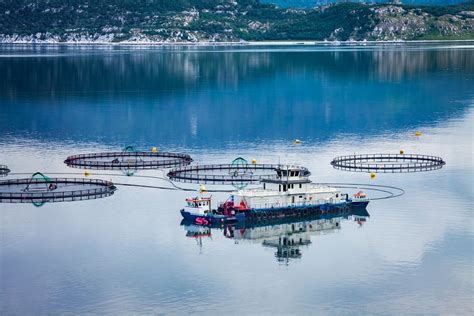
[1,39,474,47]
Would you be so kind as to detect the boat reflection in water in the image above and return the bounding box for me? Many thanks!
[185,225,212,254]
[181,207,370,264]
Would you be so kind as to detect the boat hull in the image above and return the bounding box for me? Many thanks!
[180,210,245,225]
[349,200,369,208]
[181,200,368,225]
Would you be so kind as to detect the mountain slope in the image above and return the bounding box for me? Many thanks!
[261,0,468,9]
[0,0,472,42]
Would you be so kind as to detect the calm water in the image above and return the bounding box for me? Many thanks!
[0,43,473,315]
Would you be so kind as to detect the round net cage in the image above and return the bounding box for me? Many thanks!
[0,164,10,177]
[64,146,193,175]
[0,172,117,206]
[330,154,446,173]
[167,161,310,186]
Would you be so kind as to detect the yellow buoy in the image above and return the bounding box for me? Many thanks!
[400,149,405,155]
[152,147,157,153]
[370,172,376,179]
[415,131,422,137]
[251,158,257,165]
[295,139,301,144]
[84,170,90,177]
[199,184,206,194]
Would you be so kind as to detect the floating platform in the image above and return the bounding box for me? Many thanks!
[64,149,193,170]
[168,163,310,185]
[330,154,445,173]
[0,164,10,177]
[0,172,117,204]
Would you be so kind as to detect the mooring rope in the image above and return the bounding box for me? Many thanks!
[316,182,405,200]
[7,173,404,199]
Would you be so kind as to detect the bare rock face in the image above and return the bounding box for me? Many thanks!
[370,5,474,40]
[371,7,428,40]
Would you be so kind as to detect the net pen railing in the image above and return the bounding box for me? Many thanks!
[330,154,445,173]
[168,164,310,183]
[65,152,193,169]
[0,178,116,201]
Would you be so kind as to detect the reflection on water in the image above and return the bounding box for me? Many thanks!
[0,44,472,147]
[183,207,370,265]
[2,45,472,99]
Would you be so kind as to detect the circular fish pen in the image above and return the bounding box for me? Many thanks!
[64,146,193,175]
[0,165,10,177]
[168,160,310,185]
[330,154,445,173]
[0,172,117,205]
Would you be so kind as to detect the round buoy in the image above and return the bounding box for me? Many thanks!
[415,131,422,137]
[251,158,257,165]
[199,184,206,194]
[295,139,301,144]
[152,147,157,153]
[399,149,405,155]
[370,172,376,179]
[84,170,91,177]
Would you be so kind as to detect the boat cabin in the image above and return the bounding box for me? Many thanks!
[184,197,212,215]
[233,165,346,210]
[260,166,312,193]
[353,191,368,201]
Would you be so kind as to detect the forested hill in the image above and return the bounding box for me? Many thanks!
[0,0,473,43]
[262,0,468,9]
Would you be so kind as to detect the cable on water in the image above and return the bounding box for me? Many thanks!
[7,173,405,199]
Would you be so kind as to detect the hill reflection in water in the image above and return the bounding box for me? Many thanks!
[0,44,472,148]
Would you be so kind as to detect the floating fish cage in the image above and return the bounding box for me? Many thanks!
[0,164,10,177]
[330,154,446,173]
[0,172,117,204]
[167,163,310,185]
[64,147,193,171]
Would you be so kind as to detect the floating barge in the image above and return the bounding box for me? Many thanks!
[181,166,369,225]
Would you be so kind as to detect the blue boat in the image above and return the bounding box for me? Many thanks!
[180,166,369,225]
[180,196,245,226]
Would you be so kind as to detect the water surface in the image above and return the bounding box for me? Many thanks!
[0,43,473,314]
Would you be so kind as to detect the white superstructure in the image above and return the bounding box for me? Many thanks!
[233,166,346,210]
